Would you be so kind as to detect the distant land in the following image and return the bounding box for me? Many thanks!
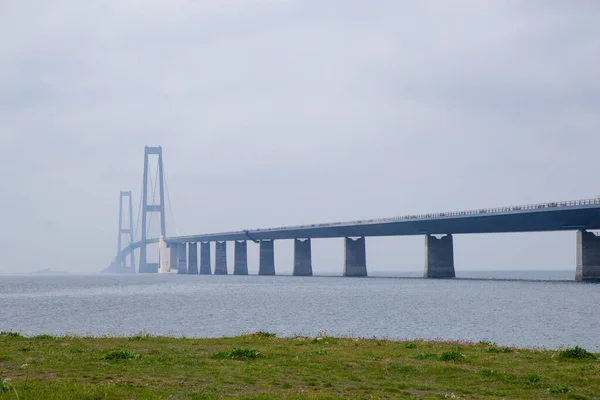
[30,269,72,275]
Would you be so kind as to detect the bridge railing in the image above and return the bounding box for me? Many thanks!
[253,198,600,233]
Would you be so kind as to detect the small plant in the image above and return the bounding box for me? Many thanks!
[308,330,337,345]
[414,353,437,360]
[310,337,338,345]
[525,374,541,384]
[404,342,418,349]
[211,348,263,361]
[310,350,328,356]
[19,347,33,352]
[253,331,276,338]
[0,378,11,393]
[489,347,514,354]
[439,348,466,362]
[0,332,23,338]
[102,349,141,361]
[558,346,595,360]
[33,334,54,340]
[548,385,571,394]
[478,340,495,346]
[128,333,151,341]
[480,369,500,377]
[581,364,596,371]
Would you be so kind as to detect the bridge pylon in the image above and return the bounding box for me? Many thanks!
[139,146,167,273]
[115,191,135,273]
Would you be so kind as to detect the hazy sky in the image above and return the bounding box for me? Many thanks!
[1,0,599,275]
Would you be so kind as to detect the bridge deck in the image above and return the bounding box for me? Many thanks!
[170,199,600,242]
[119,199,600,255]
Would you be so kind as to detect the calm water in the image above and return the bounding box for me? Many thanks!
[1,272,598,351]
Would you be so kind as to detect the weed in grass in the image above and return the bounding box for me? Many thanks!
[310,350,328,356]
[526,374,541,384]
[311,337,338,345]
[32,334,54,340]
[548,385,571,394]
[581,365,596,371]
[480,369,500,377]
[558,346,595,360]
[414,353,437,360]
[19,347,33,352]
[211,348,263,360]
[404,342,418,349]
[102,349,141,361]
[0,379,11,393]
[478,340,495,346]
[67,347,87,354]
[128,333,151,341]
[0,332,23,338]
[439,348,465,362]
[253,331,276,338]
[489,347,514,354]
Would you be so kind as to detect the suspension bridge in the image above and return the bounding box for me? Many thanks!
[105,146,600,281]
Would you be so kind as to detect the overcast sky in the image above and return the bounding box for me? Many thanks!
[1,0,599,275]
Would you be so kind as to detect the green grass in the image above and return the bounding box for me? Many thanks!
[211,348,263,360]
[0,333,598,399]
[102,349,142,361]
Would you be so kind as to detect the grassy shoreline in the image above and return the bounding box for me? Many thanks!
[1,332,598,399]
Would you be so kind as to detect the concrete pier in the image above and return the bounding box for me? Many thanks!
[200,242,212,275]
[424,234,455,278]
[344,237,367,277]
[259,240,275,275]
[234,240,248,275]
[188,242,198,274]
[169,243,178,273]
[215,241,228,275]
[144,263,159,273]
[177,243,188,274]
[293,238,313,276]
[576,230,600,281]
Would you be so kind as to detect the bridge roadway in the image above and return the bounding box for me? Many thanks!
[115,198,600,281]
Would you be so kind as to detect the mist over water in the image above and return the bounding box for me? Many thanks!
[1,273,597,351]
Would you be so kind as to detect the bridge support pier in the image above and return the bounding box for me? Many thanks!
[188,242,198,274]
[424,234,455,278]
[169,243,178,273]
[200,242,212,275]
[294,239,312,276]
[344,237,367,277]
[234,240,248,275]
[259,240,276,275]
[177,243,188,274]
[576,230,600,281]
[215,241,228,275]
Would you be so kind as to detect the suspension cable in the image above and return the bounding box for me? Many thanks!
[133,172,145,243]
[146,160,160,238]
[163,167,180,236]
